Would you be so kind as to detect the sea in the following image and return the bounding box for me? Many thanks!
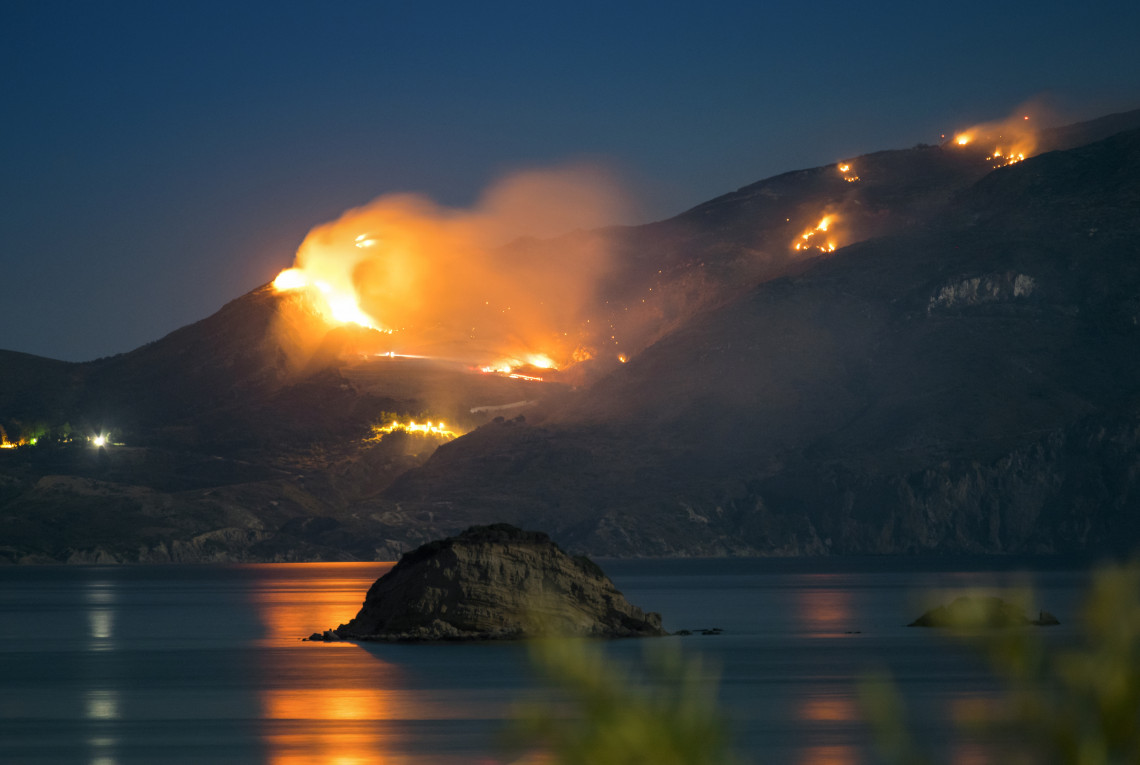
[0,556,1095,764]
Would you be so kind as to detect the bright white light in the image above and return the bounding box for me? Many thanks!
[93,435,106,447]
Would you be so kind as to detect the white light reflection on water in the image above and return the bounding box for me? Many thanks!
[84,581,119,765]
[85,581,115,652]
[85,689,118,720]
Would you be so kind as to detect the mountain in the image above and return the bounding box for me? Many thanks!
[2,109,1139,562]
[386,125,1140,555]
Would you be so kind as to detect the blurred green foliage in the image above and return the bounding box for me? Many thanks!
[505,637,742,765]
[863,561,1140,765]
[505,563,1140,764]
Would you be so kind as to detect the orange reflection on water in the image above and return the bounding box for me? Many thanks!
[795,577,855,636]
[243,562,393,645]
[799,695,859,722]
[245,562,402,765]
[264,688,403,721]
[798,744,859,765]
[262,688,406,765]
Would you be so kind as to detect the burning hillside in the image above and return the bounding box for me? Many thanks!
[3,107,1140,564]
[270,165,628,379]
[793,213,840,254]
[948,111,1038,167]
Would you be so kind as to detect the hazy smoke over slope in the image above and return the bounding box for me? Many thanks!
[277,164,630,368]
[949,101,1054,166]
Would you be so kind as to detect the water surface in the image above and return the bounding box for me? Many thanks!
[0,558,1090,763]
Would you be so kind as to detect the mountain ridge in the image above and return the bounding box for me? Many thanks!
[2,109,1139,562]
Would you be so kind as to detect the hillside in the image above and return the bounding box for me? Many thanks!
[383,127,1140,555]
[2,110,1139,562]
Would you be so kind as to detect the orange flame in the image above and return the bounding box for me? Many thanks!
[272,268,389,332]
[836,162,859,182]
[370,419,460,440]
[272,165,627,372]
[950,109,1038,168]
[792,213,840,254]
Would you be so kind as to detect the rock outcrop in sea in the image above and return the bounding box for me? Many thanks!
[324,524,666,641]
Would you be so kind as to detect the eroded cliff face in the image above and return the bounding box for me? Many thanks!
[334,524,665,640]
[553,413,1140,557]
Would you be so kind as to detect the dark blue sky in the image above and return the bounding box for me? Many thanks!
[3,0,1137,361]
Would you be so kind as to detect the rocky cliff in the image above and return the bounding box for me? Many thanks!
[331,524,665,640]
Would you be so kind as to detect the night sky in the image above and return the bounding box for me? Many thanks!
[3,0,1137,362]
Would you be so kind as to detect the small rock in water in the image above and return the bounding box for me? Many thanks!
[304,630,341,642]
[323,524,666,642]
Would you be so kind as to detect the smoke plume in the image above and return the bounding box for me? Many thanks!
[279,163,630,369]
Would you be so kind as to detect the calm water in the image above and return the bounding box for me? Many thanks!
[0,557,1091,764]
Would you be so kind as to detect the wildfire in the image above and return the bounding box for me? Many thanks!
[793,214,839,254]
[370,419,460,440]
[476,352,558,380]
[269,165,627,377]
[837,163,859,182]
[950,111,1037,168]
[0,431,41,449]
[272,267,390,332]
[985,147,1026,167]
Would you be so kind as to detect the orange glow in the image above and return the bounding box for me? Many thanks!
[371,419,460,440]
[617,353,628,363]
[799,697,859,722]
[272,164,628,373]
[836,163,859,183]
[792,214,840,254]
[794,579,854,636]
[479,352,558,379]
[245,563,406,765]
[571,346,594,363]
[950,109,1039,168]
[263,688,401,722]
[798,745,859,765]
[523,353,556,369]
[272,268,309,291]
[272,267,389,333]
[245,563,394,646]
